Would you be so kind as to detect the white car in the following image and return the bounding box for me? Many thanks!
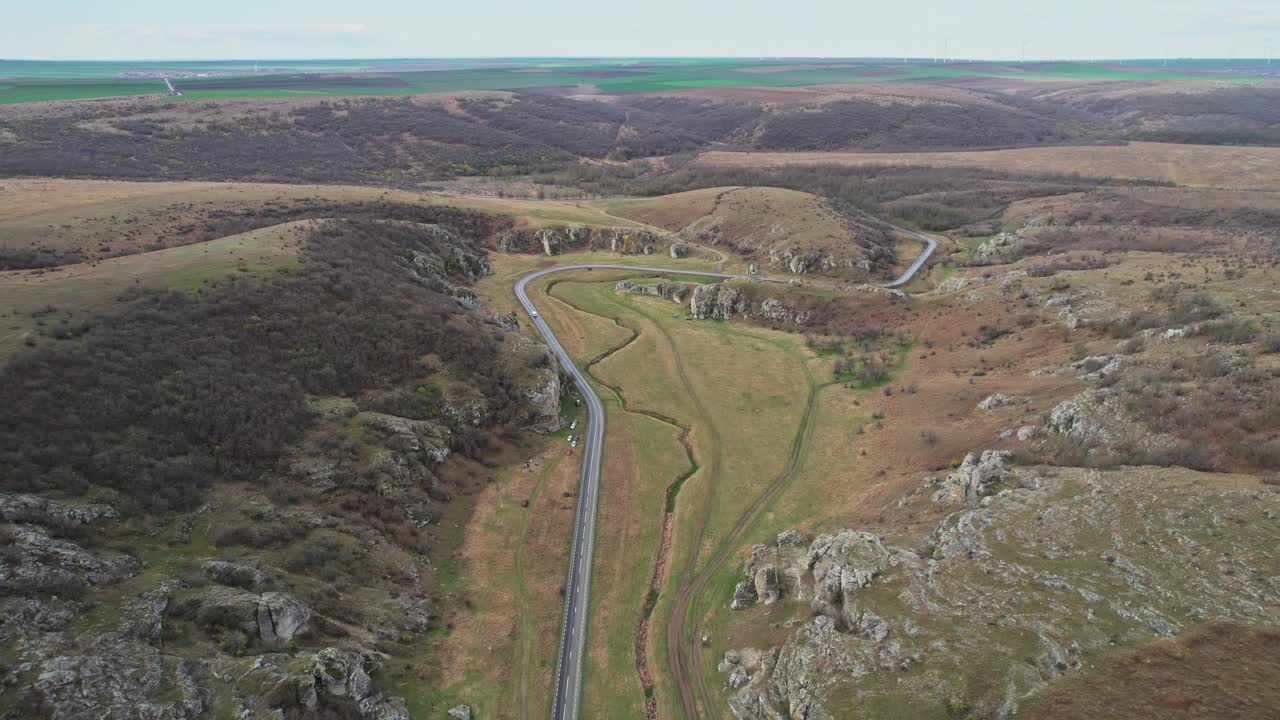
[570,420,577,430]
[530,310,539,318]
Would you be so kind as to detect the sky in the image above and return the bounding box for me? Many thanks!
[3,0,1278,61]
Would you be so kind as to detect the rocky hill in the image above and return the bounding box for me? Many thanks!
[719,456,1279,719]
[0,212,563,719]
[607,187,898,279]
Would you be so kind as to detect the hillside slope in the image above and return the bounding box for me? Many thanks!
[606,187,897,278]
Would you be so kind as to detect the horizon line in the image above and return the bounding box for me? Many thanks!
[3,55,1274,63]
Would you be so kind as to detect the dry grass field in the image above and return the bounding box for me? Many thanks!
[694,142,1280,190]
[0,177,638,262]
[605,186,861,248]
[602,186,893,279]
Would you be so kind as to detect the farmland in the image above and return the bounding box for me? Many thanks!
[0,79,165,104]
[4,57,1277,104]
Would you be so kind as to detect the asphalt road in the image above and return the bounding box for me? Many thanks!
[515,226,937,720]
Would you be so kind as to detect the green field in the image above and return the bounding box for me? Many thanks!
[0,79,165,103]
[3,57,1274,104]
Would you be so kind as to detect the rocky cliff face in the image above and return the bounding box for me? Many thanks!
[720,461,1280,719]
[615,280,814,324]
[0,508,140,596]
[969,231,1026,265]
[0,489,417,720]
[495,225,671,256]
[0,213,559,720]
[502,334,563,433]
[615,279,700,304]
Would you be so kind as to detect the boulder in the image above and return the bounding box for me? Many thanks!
[191,587,309,642]
[202,560,267,589]
[259,592,310,642]
[977,394,1022,411]
[448,705,472,720]
[310,647,377,701]
[931,451,1013,504]
[970,232,1025,265]
[1071,355,1123,381]
[272,648,411,720]
[670,242,691,259]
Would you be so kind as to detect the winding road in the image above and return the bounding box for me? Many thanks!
[515,227,937,720]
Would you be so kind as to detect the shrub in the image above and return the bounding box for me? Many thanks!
[0,215,524,510]
[1198,318,1259,345]
[1259,333,1280,354]
[1167,292,1224,325]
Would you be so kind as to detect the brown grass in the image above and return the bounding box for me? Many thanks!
[418,440,579,719]
[0,177,634,259]
[1029,623,1280,720]
[604,186,887,278]
[694,142,1280,190]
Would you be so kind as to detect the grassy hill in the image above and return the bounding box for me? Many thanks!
[605,186,897,278]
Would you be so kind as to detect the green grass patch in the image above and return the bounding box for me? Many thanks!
[0,78,164,104]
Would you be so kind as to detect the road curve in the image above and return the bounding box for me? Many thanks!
[516,227,937,720]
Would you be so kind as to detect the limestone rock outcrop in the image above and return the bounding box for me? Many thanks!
[616,279,698,304]
[732,529,914,635]
[34,643,207,720]
[690,283,746,320]
[0,493,117,529]
[969,232,1025,265]
[807,531,895,630]
[502,334,563,433]
[722,463,1280,720]
[977,393,1021,411]
[620,280,812,324]
[301,648,410,720]
[189,586,310,642]
[930,450,1013,504]
[363,412,452,463]
[495,225,669,256]
[202,560,268,589]
[0,524,140,595]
